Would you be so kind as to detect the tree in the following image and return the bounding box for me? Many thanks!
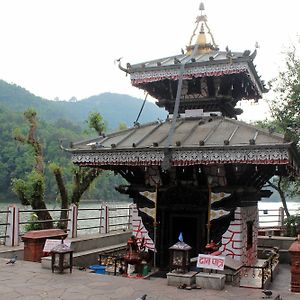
[269,45,300,143]
[87,112,106,136]
[267,44,300,216]
[118,122,128,131]
[50,112,106,228]
[49,163,102,228]
[11,108,53,229]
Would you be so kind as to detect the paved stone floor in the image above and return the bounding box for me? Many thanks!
[0,258,298,300]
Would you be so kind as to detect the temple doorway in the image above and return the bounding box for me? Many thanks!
[170,214,203,258]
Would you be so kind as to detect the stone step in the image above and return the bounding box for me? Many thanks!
[41,242,127,269]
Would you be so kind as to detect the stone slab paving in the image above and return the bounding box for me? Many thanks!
[0,257,298,300]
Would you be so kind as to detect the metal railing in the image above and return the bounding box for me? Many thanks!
[0,203,133,246]
[18,208,70,236]
[108,206,131,232]
[0,210,9,240]
[1,204,298,245]
[258,207,299,232]
[239,248,279,289]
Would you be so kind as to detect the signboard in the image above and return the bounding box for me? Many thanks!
[43,239,71,253]
[197,254,225,271]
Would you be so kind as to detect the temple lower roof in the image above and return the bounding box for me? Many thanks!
[68,116,300,173]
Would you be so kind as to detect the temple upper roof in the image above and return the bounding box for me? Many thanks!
[119,3,267,118]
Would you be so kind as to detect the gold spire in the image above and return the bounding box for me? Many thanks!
[186,2,217,55]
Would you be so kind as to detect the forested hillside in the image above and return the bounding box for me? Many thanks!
[0,80,167,130]
[0,105,130,202]
[0,79,168,203]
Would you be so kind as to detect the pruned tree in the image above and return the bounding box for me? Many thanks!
[50,111,106,228]
[11,108,53,229]
[50,163,101,228]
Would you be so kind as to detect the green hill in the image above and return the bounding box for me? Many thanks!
[0,79,167,202]
[0,80,167,130]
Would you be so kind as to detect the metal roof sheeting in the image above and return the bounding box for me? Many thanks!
[72,117,286,151]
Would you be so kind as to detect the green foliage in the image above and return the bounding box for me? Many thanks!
[0,81,137,204]
[24,213,42,231]
[118,122,128,131]
[11,170,45,206]
[284,214,300,237]
[0,105,129,203]
[264,44,300,213]
[11,178,29,205]
[24,108,37,120]
[48,162,61,174]
[87,112,106,135]
[269,45,300,144]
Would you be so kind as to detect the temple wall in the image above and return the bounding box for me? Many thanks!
[145,166,161,187]
[219,206,258,266]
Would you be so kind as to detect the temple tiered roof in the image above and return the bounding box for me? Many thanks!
[119,3,266,118]
[70,116,300,174]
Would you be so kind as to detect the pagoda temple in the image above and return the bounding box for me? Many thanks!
[68,3,300,268]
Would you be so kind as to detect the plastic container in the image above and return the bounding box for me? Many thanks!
[89,265,106,274]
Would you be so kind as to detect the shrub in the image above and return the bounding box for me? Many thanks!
[284,214,300,237]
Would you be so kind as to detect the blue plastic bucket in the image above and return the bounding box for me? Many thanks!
[89,265,106,274]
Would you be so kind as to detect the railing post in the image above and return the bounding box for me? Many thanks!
[67,204,78,238]
[100,204,109,234]
[128,204,135,231]
[279,206,285,227]
[5,205,19,246]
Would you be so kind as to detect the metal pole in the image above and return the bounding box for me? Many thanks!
[206,179,212,245]
[153,222,157,269]
[153,184,158,269]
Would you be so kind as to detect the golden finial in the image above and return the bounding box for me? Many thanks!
[186,2,217,55]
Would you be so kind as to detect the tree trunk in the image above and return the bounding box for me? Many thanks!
[267,177,290,217]
[52,167,69,229]
[71,168,101,205]
[31,196,53,229]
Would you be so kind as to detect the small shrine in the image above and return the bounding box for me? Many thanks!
[67,2,300,282]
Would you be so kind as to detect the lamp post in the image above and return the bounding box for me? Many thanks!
[206,176,213,245]
[169,241,192,273]
[51,239,73,274]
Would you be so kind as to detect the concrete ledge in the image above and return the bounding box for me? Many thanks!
[0,243,24,260]
[167,271,197,287]
[258,236,295,264]
[196,272,226,290]
[70,231,130,252]
[41,242,127,269]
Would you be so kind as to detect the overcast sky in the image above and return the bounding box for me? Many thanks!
[0,0,299,121]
